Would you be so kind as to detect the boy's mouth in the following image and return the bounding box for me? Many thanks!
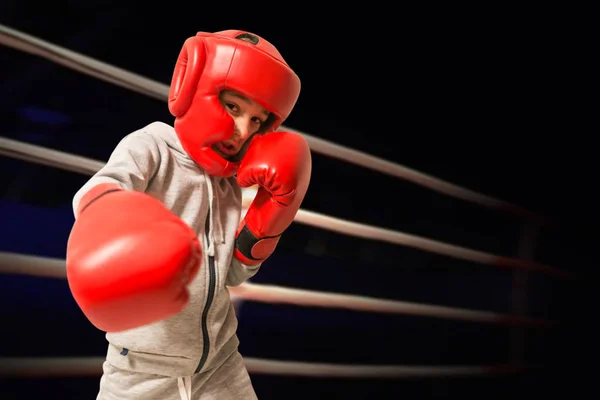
[212,142,245,162]
[215,141,238,156]
[212,134,259,162]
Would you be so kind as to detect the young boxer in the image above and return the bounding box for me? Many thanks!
[66,30,311,399]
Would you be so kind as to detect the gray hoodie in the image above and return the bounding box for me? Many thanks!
[72,121,260,377]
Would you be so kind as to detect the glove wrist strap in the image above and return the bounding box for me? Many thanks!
[234,224,281,265]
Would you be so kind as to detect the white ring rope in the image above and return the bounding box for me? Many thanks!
[0,136,104,175]
[0,24,168,101]
[0,136,570,279]
[0,22,545,224]
[0,252,554,328]
[0,357,528,379]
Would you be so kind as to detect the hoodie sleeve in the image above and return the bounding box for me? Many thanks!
[72,130,161,218]
[225,258,261,287]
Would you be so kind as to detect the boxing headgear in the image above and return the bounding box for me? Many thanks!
[168,30,301,177]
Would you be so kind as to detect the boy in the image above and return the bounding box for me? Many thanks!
[65,29,311,399]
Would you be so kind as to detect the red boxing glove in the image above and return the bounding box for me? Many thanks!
[66,183,201,332]
[235,131,312,265]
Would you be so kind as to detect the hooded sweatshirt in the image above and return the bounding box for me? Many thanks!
[72,121,260,377]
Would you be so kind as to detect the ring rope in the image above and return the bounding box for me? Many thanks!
[0,24,167,101]
[0,136,103,175]
[0,357,529,379]
[0,252,555,327]
[0,137,570,279]
[0,22,546,224]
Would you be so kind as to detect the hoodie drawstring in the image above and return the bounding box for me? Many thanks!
[203,171,225,258]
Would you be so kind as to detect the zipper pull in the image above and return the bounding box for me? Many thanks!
[206,239,215,257]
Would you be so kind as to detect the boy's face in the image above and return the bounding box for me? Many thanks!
[212,89,271,161]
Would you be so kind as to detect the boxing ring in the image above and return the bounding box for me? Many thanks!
[0,23,571,382]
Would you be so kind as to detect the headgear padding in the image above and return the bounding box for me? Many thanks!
[168,30,301,177]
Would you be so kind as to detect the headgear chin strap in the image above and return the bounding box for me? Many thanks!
[168,30,301,177]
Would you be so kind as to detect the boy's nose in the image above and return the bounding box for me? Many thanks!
[235,119,253,140]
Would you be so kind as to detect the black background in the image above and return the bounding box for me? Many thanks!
[0,2,594,399]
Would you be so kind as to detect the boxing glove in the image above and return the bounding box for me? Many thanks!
[235,131,311,265]
[66,183,201,332]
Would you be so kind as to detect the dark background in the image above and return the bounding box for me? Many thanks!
[0,2,594,399]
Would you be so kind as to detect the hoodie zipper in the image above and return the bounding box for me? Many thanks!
[195,207,216,373]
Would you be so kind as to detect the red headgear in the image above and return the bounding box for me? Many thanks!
[168,30,301,177]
